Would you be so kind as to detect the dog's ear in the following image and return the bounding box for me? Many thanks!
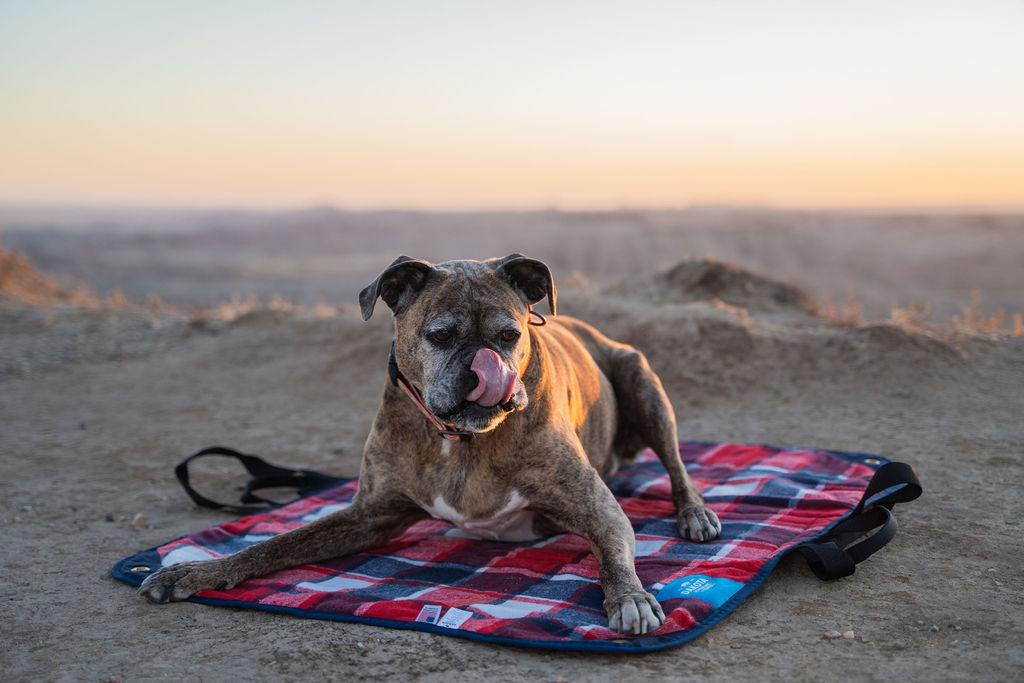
[493,253,557,315]
[359,256,434,320]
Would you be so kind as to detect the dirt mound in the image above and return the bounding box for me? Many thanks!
[563,286,965,407]
[0,244,94,306]
[606,258,815,317]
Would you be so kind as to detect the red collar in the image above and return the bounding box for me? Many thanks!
[388,342,469,442]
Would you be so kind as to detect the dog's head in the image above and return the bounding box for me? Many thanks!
[359,254,556,434]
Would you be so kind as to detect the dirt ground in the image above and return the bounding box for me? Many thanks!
[2,255,1023,681]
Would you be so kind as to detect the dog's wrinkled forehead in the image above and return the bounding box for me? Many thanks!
[433,259,491,277]
[415,266,523,322]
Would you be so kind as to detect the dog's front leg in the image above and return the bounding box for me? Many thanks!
[527,465,665,635]
[139,490,425,603]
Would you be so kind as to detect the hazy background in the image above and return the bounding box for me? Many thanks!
[1,1,1022,318]
[2,205,1021,322]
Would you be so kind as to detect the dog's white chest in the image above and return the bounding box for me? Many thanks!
[421,490,540,541]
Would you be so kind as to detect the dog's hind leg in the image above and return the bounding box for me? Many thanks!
[608,346,721,542]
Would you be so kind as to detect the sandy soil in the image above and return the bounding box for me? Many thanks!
[1,252,1022,682]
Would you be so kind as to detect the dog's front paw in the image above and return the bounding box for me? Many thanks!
[138,559,240,603]
[604,591,666,635]
[678,504,722,542]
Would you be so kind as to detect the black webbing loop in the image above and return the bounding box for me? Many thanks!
[797,460,921,580]
[797,507,897,580]
[174,446,342,514]
[855,461,922,513]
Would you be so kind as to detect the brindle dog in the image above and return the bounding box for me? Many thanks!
[140,254,722,635]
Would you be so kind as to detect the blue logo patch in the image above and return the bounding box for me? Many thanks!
[657,574,744,608]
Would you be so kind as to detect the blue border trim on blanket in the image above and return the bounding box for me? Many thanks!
[111,444,891,653]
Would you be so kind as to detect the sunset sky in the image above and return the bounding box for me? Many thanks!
[1,1,1022,210]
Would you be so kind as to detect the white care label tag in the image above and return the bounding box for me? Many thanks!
[436,607,473,629]
[415,605,441,624]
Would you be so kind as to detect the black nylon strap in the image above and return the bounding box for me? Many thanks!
[175,446,343,514]
[797,538,857,580]
[855,461,922,512]
[797,507,897,580]
[797,460,921,580]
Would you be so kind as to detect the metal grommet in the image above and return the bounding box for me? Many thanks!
[864,457,882,465]
[130,566,152,572]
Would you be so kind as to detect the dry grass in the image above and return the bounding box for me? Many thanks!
[0,245,99,307]
[817,285,865,327]
[884,290,1023,339]
[886,301,930,329]
[812,281,1023,339]
[949,290,1021,336]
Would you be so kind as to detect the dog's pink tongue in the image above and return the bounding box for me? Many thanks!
[466,348,517,407]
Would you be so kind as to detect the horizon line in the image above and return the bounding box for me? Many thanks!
[2,198,1024,218]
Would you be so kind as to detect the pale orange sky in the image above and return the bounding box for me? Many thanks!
[2,1,1023,210]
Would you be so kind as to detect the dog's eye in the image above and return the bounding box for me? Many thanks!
[500,329,520,343]
[430,329,453,343]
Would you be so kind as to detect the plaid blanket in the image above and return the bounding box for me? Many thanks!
[113,442,888,652]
